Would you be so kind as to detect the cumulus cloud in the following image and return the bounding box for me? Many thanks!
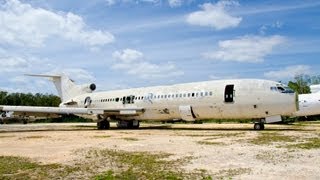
[186,1,242,30]
[264,65,311,80]
[203,35,286,63]
[112,49,184,79]
[168,0,183,7]
[0,0,115,47]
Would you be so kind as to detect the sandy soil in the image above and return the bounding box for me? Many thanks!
[0,122,319,179]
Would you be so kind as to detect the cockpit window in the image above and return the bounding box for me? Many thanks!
[271,85,294,94]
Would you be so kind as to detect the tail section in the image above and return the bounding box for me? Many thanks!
[25,74,96,102]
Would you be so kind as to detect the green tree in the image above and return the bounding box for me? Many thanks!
[288,74,311,94]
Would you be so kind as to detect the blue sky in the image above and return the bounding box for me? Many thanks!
[0,0,319,94]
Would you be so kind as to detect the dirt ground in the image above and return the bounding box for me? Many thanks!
[0,122,319,179]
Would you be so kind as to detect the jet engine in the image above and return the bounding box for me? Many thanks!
[79,83,96,93]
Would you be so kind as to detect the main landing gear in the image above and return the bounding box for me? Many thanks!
[117,120,140,129]
[97,119,140,130]
[253,118,265,130]
[254,122,265,130]
[97,119,110,130]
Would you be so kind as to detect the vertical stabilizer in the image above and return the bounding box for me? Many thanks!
[25,74,95,103]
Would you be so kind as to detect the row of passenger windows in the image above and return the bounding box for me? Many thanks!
[94,91,213,103]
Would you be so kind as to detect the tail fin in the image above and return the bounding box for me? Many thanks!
[25,74,96,102]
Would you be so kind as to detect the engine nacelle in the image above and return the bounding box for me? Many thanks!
[79,83,96,93]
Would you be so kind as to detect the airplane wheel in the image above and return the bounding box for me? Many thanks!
[132,121,140,129]
[97,120,110,130]
[254,123,264,130]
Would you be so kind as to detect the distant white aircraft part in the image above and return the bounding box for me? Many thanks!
[294,84,320,117]
[0,74,298,130]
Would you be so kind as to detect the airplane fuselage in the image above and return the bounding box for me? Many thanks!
[66,79,297,122]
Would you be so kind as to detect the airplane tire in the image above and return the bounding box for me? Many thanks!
[97,120,110,130]
[132,121,140,129]
[254,123,264,130]
[23,119,28,124]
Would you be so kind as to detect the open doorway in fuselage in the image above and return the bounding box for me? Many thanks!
[224,84,234,103]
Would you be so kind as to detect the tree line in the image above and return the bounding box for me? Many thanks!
[0,91,61,107]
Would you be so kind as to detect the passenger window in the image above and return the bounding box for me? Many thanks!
[183,94,186,97]
[192,93,195,97]
[116,98,119,102]
[164,95,167,98]
[209,92,213,96]
[205,92,208,96]
[168,95,171,98]
[200,92,203,96]
[188,93,191,97]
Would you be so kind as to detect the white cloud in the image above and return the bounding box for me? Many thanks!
[106,0,116,6]
[113,49,144,63]
[112,49,184,79]
[259,21,283,35]
[0,0,115,47]
[186,1,242,30]
[168,0,183,7]
[264,65,312,80]
[203,35,286,63]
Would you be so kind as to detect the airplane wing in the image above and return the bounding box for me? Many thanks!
[0,105,144,119]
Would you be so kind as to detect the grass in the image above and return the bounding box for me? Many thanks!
[176,132,245,138]
[0,156,68,179]
[0,148,212,179]
[248,132,296,145]
[92,135,111,138]
[197,141,225,146]
[121,137,140,141]
[286,138,320,150]
[19,135,48,140]
[0,135,15,138]
[256,151,294,164]
[90,149,211,180]
[214,168,251,179]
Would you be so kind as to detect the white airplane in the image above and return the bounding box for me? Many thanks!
[0,74,297,130]
[293,85,320,117]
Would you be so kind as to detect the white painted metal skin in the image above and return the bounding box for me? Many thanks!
[294,92,320,117]
[69,79,297,121]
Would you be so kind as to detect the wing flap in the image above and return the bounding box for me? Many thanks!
[0,106,144,118]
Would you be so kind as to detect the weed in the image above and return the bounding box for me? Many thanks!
[214,168,251,179]
[121,137,139,141]
[92,149,211,179]
[197,141,225,146]
[286,138,320,149]
[19,135,49,140]
[92,135,111,138]
[0,135,14,138]
[256,151,294,164]
[176,132,245,138]
[248,132,296,145]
